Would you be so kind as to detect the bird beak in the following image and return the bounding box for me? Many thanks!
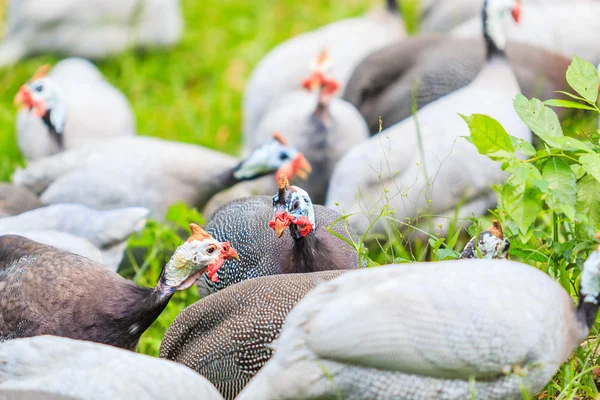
[511,1,521,23]
[14,85,46,117]
[14,85,29,109]
[269,211,292,238]
[294,154,312,180]
[221,242,239,261]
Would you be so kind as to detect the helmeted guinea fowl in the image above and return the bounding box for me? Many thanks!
[451,0,600,64]
[0,0,182,67]
[14,59,136,160]
[460,219,510,260]
[160,271,346,400]
[241,50,369,204]
[0,336,224,400]
[343,34,571,134]
[237,238,600,400]
[0,183,43,218]
[0,204,149,271]
[0,224,238,350]
[243,0,405,137]
[326,0,531,236]
[12,133,311,220]
[196,175,360,298]
[162,219,508,400]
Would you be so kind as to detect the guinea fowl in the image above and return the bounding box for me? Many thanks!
[243,0,404,137]
[14,59,136,160]
[0,336,224,400]
[0,204,149,271]
[459,219,510,259]
[0,224,238,350]
[451,0,600,64]
[326,0,531,236]
[343,35,571,134]
[196,175,360,298]
[12,133,311,220]
[241,51,369,204]
[160,271,346,400]
[237,239,600,400]
[0,0,182,67]
[161,219,508,400]
[0,183,43,217]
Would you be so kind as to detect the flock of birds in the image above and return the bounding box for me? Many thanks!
[2,0,600,399]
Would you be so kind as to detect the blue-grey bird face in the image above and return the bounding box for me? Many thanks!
[15,77,66,135]
[270,185,315,238]
[234,138,312,181]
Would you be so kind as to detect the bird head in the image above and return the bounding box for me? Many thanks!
[234,132,312,182]
[269,175,316,239]
[460,220,510,260]
[161,223,239,293]
[14,64,66,136]
[483,0,521,53]
[580,233,600,306]
[301,49,340,105]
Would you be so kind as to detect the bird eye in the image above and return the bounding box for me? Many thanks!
[279,152,289,161]
[206,245,216,255]
[34,85,43,93]
[193,255,198,263]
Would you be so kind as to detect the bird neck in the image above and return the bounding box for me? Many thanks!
[290,228,322,273]
[482,0,508,60]
[41,108,65,149]
[386,0,398,13]
[576,295,598,332]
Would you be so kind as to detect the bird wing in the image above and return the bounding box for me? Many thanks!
[286,261,572,380]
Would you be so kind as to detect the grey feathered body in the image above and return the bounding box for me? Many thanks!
[160,271,345,399]
[0,336,223,400]
[343,35,570,133]
[238,260,586,400]
[196,196,360,297]
[0,235,167,350]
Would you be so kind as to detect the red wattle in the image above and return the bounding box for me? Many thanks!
[292,216,314,237]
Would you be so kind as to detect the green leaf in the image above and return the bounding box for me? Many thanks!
[501,176,541,235]
[506,162,543,183]
[509,135,536,156]
[513,94,563,138]
[541,158,577,219]
[537,135,594,153]
[566,55,599,103]
[544,98,598,111]
[571,164,586,179]
[575,175,600,230]
[579,154,600,183]
[461,114,515,160]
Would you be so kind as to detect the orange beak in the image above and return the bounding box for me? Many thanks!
[221,242,239,261]
[269,211,293,238]
[14,85,30,109]
[511,1,521,23]
[277,153,312,182]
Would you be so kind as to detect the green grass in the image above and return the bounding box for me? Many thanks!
[1,1,600,398]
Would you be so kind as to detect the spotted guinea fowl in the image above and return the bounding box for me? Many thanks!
[243,0,404,137]
[343,34,571,134]
[0,336,224,400]
[0,183,43,217]
[12,133,311,220]
[459,219,510,260]
[160,271,345,400]
[196,175,360,298]
[237,237,600,400]
[0,224,238,350]
[162,220,507,400]
[451,0,600,64]
[241,51,369,204]
[14,59,135,160]
[0,204,149,271]
[326,0,530,236]
[0,0,182,67]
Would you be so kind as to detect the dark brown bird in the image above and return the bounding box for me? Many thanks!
[343,34,571,134]
[0,224,238,350]
[160,270,346,400]
[196,175,361,297]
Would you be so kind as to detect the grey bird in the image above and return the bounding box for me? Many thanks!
[241,50,369,205]
[196,175,361,298]
[0,204,149,271]
[0,224,238,350]
[0,183,43,218]
[160,271,346,400]
[243,0,405,137]
[14,59,136,160]
[0,0,182,67]
[12,133,311,220]
[237,243,600,399]
[0,336,223,400]
[343,34,572,134]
